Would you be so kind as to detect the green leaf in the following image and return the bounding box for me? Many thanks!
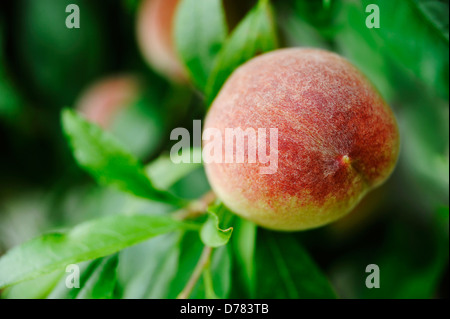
[254,230,337,299]
[203,245,232,299]
[205,0,278,105]
[1,270,63,299]
[46,255,118,299]
[231,217,257,297]
[200,203,234,247]
[174,0,227,90]
[374,0,449,99]
[0,214,194,288]
[397,78,449,208]
[168,167,212,200]
[276,4,331,50]
[334,3,394,100]
[167,231,203,298]
[202,267,218,299]
[118,233,180,298]
[167,231,232,298]
[61,109,186,207]
[338,0,449,99]
[46,261,91,299]
[145,148,203,190]
[290,0,339,39]
[109,95,166,160]
[75,254,119,299]
[413,0,449,41]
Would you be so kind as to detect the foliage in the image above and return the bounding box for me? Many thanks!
[0,0,448,299]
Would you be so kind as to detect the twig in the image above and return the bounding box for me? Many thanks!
[174,191,217,298]
[173,191,216,221]
[177,245,213,299]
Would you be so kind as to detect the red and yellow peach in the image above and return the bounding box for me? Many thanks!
[204,48,400,231]
[136,0,186,82]
[75,75,140,128]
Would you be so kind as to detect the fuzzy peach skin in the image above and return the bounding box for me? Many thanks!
[75,75,140,128]
[137,0,185,82]
[203,48,400,231]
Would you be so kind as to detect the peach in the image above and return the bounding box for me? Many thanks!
[203,48,400,231]
[136,0,186,82]
[75,75,140,128]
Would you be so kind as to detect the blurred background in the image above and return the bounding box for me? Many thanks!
[0,0,448,299]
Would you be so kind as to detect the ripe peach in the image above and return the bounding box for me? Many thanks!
[204,48,400,231]
[75,75,140,128]
[136,0,186,82]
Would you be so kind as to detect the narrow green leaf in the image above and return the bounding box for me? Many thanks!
[254,230,337,299]
[47,255,118,299]
[61,109,186,207]
[118,233,180,299]
[109,96,166,160]
[399,85,449,207]
[174,0,227,90]
[231,217,257,297]
[167,231,232,299]
[208,245,232,299]
[205,0,278,105]
[0,214,194,288]
[46,261,92,299]
[167,231,204,298]
[201,246,232,299]
[75,254,119,299]
[202,268,219,299]
[145,148,203,190]
[1,270,63,299]
[200,203,234,247]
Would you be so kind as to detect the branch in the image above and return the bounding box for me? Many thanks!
[174,191,216,220]
[177,245,213,299]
